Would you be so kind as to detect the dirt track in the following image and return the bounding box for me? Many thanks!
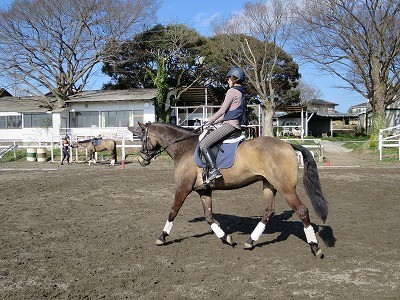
[1,144,399,299]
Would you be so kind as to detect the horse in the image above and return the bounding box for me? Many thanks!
[71,138,117,165]
[128,122,328,257]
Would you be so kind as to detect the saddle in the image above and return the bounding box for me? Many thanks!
[92,138,102,147]
[194,129,245,169]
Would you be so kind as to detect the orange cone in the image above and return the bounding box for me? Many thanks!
[120,160,125,170]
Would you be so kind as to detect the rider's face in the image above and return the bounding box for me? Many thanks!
[227,77,233,87]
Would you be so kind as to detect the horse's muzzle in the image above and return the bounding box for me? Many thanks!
[138,154,150,167]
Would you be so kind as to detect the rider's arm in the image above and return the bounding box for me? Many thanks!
[206,89,235,124]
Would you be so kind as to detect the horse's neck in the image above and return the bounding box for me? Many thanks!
[159,132,197,159]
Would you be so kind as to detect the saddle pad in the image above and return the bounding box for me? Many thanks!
[93,139,102,147]
[194,140,243,169]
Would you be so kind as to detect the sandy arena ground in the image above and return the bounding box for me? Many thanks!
[0,142,399,299]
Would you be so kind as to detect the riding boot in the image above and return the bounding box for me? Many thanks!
[202,147,222,181]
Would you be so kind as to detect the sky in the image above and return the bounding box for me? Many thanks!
[156,0,365,113]
[0,0,365,112]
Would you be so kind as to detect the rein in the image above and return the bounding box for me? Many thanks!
[140,123,200,162]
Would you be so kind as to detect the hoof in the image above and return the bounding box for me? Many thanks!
[156,232,168,246]
[221,234,234,246]
[244,238,254,250]
[156,238,165,246]
[310,242,324,258]
[315,249,323,258]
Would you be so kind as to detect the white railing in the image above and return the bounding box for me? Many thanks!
[49,135,142,163]
[281,138,324,164]
[0,143,17,159]
[0,136,142,163]
[378,125,400,161]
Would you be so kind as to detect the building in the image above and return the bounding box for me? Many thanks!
[350,98,400,134]
[0,89,157,143]
[276,99,359,137]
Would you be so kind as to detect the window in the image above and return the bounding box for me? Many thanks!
[101,110,131,127]
[0,116,6,128]
[132,110,143,125]
[70,111,99,128]
[23,113,52,128]
[0,115,22,129]
[100,110,143,127]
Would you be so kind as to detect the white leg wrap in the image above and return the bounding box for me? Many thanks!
[250,222,266,241]
[211,223,225,238]
[304,225,318,244]
[163,220,173,235]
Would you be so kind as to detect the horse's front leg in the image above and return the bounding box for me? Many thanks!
[199,191,233,246]
[156,187,191,246]
[90,150,97,164]
[244,183,276,250]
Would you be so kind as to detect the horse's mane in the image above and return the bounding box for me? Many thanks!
[152,122,200,136]
[78,139,93,143]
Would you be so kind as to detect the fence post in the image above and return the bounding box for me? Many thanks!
[378,129,383,161]
[122,137,126,162]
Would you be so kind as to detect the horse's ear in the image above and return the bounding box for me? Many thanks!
[138,122,151,129]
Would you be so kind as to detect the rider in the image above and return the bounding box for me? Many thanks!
[199,66,247,182]
[61,135,71,165]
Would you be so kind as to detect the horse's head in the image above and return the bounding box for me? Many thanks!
[70,141,79,148]
[128,122,161,166]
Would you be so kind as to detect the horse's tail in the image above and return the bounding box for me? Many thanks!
[113,140,117,163]
[291,143,328,223]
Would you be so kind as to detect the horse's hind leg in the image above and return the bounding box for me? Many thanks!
[244,182,276,250]
[199,190,233,246]
[283,191,323,258]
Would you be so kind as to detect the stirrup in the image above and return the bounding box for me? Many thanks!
[208,168,222,181]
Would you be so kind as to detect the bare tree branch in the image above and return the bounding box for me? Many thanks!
[293,0,400,131]
[212,0,298,136]
[0,0,159,108]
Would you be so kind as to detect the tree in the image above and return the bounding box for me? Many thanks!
[211,0,299,136]
[102,24,208,122]
[293,0,400,134]
[0,0,158,109]
[296,80,323,104]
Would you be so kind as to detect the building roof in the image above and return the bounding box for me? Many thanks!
[65,89,157,103]
[175,86,219,106]
[349,102,368,109]
[0,96,52,113]
[308,98,338,106]
[0,89,158,113]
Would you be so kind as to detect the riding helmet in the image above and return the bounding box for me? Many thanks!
[226,67,245,81]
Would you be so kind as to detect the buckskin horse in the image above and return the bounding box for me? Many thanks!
[71,138,117,165]
[128,122,328,257]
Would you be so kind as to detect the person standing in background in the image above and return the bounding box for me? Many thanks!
[61,135,71,165]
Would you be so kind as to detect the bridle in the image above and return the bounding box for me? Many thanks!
[139,122,200,165]
[139,123,160,164]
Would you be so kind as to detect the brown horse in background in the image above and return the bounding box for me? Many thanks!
[128,122,328,257]
[71,138,117,165]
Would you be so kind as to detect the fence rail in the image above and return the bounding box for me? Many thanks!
[280,138,324,164]
[379,125,400,161]
[0,137,142,163]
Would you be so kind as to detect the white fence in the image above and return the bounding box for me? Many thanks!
[378,125,400,161]
[0,136,142,163]
[280,138,324,165]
